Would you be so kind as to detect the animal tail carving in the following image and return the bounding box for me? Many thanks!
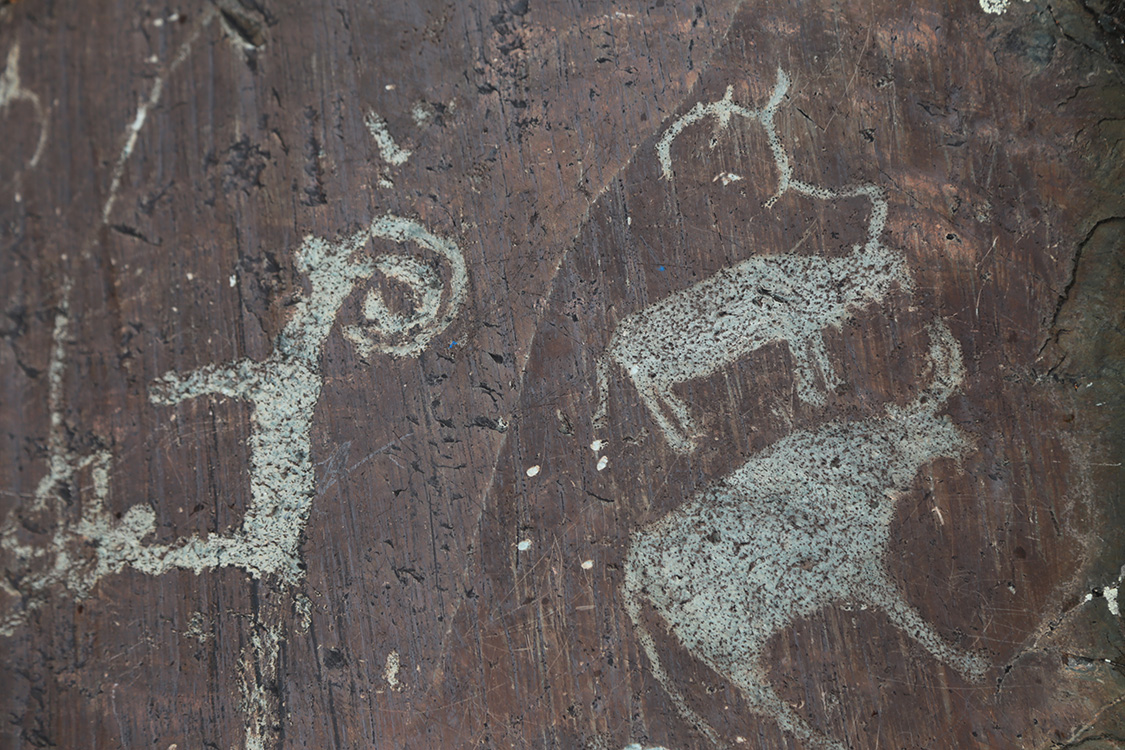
[622,576,726,749]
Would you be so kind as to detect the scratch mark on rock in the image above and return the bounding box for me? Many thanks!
[0,42,49,168]
[102,8,218,225]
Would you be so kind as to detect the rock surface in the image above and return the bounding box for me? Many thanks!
[0,0,1122,748]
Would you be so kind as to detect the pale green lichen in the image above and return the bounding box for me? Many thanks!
[238,622,281,750]
[2,215,467,634]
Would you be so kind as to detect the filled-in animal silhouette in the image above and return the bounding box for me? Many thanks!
[148,216,467,583]
[594,70,910,453]
[623,320,987,749]
[0,215,467,631]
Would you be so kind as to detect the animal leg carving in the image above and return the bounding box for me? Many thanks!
[868,578,988,681]
[149,359,257,404]
[623,586,725,748]
[726,665,845,750]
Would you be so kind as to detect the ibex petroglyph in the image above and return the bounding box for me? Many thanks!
[147,216,467,583]
[2,216,467,637]
[594,70,909,453]
[623,321,987,749]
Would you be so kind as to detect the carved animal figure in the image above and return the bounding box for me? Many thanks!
[147,216,466,583]
[623,321,987,749]
[594,69,909,453]
[1,214,467,636]
[594,238,908,453]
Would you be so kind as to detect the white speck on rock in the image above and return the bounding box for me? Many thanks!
[597,455,609,471]
[979,0,1026,12]
[526,465,540,477]
[384,649,402,690]
[517,540,532,551]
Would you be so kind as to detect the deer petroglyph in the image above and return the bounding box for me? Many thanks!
[594,70,908,453]
[623,321,987,749]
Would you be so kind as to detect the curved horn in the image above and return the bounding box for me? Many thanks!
[344,215,468,358]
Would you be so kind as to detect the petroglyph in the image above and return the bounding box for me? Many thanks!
[343,216,469,358]
[2,14,224,633]
[146,216,466,582]
[0,42,49,169]
[0,284,158,636]
[238,621,282,750]
[594,243,907,452]
[145,228,381,582]
[1,215,467,638]
[365,110,412,166]
[596,69,906,453]
[2,27,469,748]
[623,321,988,749]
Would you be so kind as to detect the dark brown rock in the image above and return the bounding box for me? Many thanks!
[0,0,1121,748]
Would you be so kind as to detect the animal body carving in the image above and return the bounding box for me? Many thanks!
[594,70,908,453]
[623,321,987,749]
